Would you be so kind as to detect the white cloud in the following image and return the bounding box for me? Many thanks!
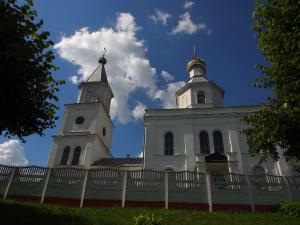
[55,13,157,123]
[183,1,194,9]
[155,81,185,108]
[116,12,140,34]
[149,9,172,26]
[0,140,28,166]
[161,70,174,82]
[171,12,208,35]
[132,101,147,120]
[55,12,186,123]
[138,151,143,158]
[69,75,81,84]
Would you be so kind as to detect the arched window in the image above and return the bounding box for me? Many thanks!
[197,91,205,104]
[71,146,81,165]
[60,146,70,165]
[164,132,174,155]
[213,130,224,153]
[199,131,210,154]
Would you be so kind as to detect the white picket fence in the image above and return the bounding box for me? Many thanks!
[0,165,299,211]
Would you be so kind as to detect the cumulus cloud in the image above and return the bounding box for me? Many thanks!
[138,151,144,158]
[55,13,157,123]
[183,1,194,9]
[132,101,147,120]
[171,12,208,35]
[155,81,185,108]
[0,140,28,166]
[161,70,174,82]
[149,9,172,26]
[55,12,186,123]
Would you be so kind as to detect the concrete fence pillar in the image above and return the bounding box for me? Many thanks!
[40,168,52,204]
[165,171,169,209]
[80,169,89,208]
[122,170,128,208]
[283,176,293,200]
[3,167,16,200]
[205,173,212,212]
[245,174,255,212]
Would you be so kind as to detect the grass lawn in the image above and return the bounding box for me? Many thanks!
[0,200,298,225]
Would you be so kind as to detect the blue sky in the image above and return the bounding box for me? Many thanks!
[0,0,270,166]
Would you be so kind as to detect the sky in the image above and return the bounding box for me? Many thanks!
[0,0,270,166]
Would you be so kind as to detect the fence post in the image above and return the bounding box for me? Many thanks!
[40,168,52,204]
[122,170,128,208]
[3,167,16,200]
[245,174,255,212]
[282,176,293,200]
[80,169,89,208]
[205,173,212,212]
[165,171,169,209]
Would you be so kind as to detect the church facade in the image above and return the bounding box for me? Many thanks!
[47,50,292,176]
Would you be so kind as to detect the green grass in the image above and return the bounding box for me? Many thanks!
[0,200,299,225]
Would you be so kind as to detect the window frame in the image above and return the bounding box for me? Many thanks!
[199,131,210,154]
[164,132,174,155]
[197,91,205,104]
[71,146,81,165]
[60,146,70,165]
[213,130,225,153]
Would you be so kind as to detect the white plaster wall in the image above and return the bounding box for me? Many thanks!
[241,154,279,175]
[62,105,98,133]
[191,85,211,106]
[78,82,113,113]
[85,135,112,165]
[144,109,268,173]
[50,135,88,166]
[178,89,191,108]
[60,103,113,149]
[47,137,61,167]
[194,84,223,107]
[177,82,224,109]
[94,105,114,148]
[144,118,187,170]
[210,87,224,107]
[49,98,113,167]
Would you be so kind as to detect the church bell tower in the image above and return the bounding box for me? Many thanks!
[48,49,114,167]
[176,47,224,109]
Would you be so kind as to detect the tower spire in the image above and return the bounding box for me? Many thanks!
[98,48,108,82]
[86,48,108,82]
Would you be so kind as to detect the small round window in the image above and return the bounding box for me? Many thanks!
[102,127,106,136]
[75,116,84,124]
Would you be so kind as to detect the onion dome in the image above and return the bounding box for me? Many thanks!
[186,46,206,77]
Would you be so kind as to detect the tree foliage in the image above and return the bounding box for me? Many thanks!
[242,0,300,164]
[0,0,64,141]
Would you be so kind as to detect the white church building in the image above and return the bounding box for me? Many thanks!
[47,50,292,176]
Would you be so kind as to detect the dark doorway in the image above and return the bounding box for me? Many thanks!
[205,153,229,173]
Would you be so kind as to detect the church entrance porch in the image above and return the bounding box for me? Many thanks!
[205,153,229,173]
